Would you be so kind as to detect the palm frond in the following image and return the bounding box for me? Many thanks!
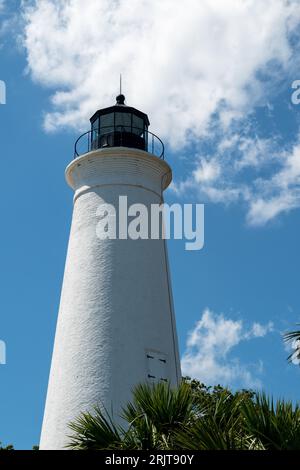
[175,391,251,450]
[121,382,194,450]
[67,406,124,450]
[283,326,300,362]
[242,392,300,450]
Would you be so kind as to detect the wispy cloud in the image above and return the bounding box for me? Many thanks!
[247,140,300,225]
[173,133,300,226]
[181,308,273,389]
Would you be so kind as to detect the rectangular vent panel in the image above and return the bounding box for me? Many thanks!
[146,350,168,383]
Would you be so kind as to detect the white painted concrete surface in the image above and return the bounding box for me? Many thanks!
[40,148,181,450]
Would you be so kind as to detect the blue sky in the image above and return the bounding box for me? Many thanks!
[0,0,300,449]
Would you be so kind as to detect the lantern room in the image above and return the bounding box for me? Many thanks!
[89,94,150,152]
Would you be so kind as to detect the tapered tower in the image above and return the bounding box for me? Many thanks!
[40,95,181,450]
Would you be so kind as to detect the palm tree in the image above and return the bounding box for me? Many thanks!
[284,326,300,363]
[242,393,300,450]
[67,381,194,450]
[175,390,252,450]
[67,408,123,450]
[0,443,14,450]
[67,379,300,450]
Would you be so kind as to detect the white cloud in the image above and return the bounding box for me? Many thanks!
[246,140,300,225]
[21,0,299,136]
[174,133,300,225]
[193,159,221,183]
[19,0,300,224]
[181,308,273,389]
[249,321,274,338]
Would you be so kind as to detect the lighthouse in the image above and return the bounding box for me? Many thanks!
[39,95,181,450]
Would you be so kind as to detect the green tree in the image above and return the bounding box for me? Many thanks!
[283,326,300,363]
[0,442,14,450]
[67,381,193,450]
[242,393,300,450]
[67,378,300,450]
[175,379,256,450]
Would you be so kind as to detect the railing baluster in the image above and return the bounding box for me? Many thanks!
[74,128,164,160]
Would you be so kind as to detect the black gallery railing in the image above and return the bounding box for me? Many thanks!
[74,126,165,159]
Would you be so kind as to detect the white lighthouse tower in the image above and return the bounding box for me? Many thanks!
[40,94,181,450]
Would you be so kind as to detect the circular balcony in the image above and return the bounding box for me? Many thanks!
[74,126,164,160]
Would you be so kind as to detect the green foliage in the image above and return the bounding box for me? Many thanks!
[184,377,255,408]
[67,407,123,450]
[67,381,193,450]
[67,378,300,450]
[283,326,300,362]
[121,382,194,450]
[0,442,14,450]
[242,393,300,450]
[175,378,258,450]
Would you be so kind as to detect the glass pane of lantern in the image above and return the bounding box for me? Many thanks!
[91,117,99,143]
[100,113,114,134]
[115,112,132,132]
[92,117,99,130]
[132,115,144,136]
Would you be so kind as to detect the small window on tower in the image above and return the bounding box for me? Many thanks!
[145,350,168,383]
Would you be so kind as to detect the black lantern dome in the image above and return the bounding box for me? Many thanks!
[89,94,150,152]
